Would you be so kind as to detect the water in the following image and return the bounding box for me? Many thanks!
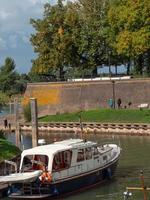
[4,133,150,200]
[0,106,10,116]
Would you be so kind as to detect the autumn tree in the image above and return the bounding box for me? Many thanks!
[30,0,81,80]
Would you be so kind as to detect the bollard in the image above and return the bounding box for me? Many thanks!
[30,98,38,147]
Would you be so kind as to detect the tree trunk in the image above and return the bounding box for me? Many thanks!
[115,65,117,75]
[127,60,130,75]
[59,65,64,81]
[92,67,97,77]
[135,54,143,75]
[146,50,150,76]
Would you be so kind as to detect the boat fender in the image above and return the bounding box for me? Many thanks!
[107,168,112,179]
[7,186,12,196]
[53,186,59,195]
[39,172,52,183]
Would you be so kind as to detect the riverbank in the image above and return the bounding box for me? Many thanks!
[18,122,150,136]
[2,109,150,137]
[39,109,150,124]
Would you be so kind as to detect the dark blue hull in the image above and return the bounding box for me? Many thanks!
[51,160,118,196]
[9,159,118,200]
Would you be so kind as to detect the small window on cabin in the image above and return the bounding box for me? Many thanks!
[22,155,32,170]
[52,151,72,172]
[85,148,92,160]
[103,155,107,161]
[77,149,85,162]
[93,147,99,155]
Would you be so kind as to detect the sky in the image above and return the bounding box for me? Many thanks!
[0,0,56,73]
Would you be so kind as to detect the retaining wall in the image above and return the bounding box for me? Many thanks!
[23,78,150,116]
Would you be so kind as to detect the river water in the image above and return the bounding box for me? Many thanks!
[3,132,150,200]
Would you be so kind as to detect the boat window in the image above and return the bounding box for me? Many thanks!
[103,155,107,161]
[92,147,99,155]
[21,155,48,172]
[77,149,85,162]
[52,150,72,172]
[85,148,92,160]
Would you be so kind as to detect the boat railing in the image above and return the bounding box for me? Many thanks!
[22,183,50,196]
[0,155,20,176]
[0,160,17,175]
[4,160,17,172]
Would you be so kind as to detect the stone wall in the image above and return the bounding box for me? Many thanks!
[23,79,150,116]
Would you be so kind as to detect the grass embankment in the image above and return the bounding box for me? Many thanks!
[0,133,21,161]
[39,109,150,124]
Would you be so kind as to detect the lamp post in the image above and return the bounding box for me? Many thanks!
[108,50,111,77]
[58,26,64,81]
[112,80,115,109]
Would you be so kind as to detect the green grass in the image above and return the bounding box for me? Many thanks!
[0,133,21,161]
[39,109,150,124]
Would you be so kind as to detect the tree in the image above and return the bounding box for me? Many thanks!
[0,57,27,95]
[0,91,9,111]
[0,57,17,94]
[76,0,112,76]
[107,0,150,75]
[30,0,81,80]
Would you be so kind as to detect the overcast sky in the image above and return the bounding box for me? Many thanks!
[0,0,56,73]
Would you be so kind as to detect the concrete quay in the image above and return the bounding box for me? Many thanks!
[18,122,150,136]
[0,120,150,136]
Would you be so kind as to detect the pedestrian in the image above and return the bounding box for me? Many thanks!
[4,118,8,129]
[117,98,122,109]
[108,98,113,109]
[8,123,11,130]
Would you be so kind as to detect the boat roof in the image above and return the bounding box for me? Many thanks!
[21,139,97,158]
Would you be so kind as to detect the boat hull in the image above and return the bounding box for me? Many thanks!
[9,158,118,200]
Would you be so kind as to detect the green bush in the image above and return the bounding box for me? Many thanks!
[23,103,31,122]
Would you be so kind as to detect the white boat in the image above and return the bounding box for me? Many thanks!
[0,138,121,199]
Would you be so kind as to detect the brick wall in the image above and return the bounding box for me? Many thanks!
[23,79,150,116]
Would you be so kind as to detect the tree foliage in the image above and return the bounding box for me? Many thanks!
[30,0,81,80]
[0,57,27,99]
[30,0,150,78]
[108,0,150,74]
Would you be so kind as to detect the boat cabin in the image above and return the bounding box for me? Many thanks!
[20,139,118,180]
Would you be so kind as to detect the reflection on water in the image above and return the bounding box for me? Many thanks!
[0,106,10,116]
[4,132,150,200]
